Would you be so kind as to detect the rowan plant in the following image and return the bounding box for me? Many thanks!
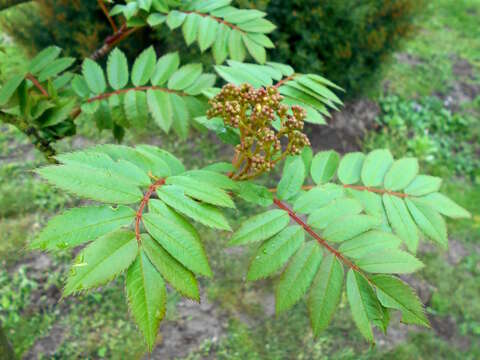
[0,0,472,353]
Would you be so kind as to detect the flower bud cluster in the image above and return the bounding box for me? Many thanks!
[207,83,311,179]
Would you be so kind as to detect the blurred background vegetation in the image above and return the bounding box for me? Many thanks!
[0,0,479,359]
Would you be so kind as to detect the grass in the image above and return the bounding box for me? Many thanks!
[0,0,479,359]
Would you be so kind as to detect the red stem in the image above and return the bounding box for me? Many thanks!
[273,198,362,272]
[274,74,297,88]
[86,86,185,103]
[98,0,118,32]
[26,74,49,97]
[269,184,409,198]
[135,178,165,244]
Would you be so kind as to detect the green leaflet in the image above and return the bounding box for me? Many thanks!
[126,251,166,351]
[30,205,135,251]
[355,249,424,274]
[228,209,290,246]
[142,234,199,301]
[346,270,383,343]
[406,198,448,248]
[361,149,393,187]
[404,175,442,196]
[136,144,185,176]
[64,230,138,295]
[183,170,238,190]
[37,57,75,82]
[242,33,267,64]
[228,30,246,62]
[275,241,323,314]
[124,91,149,127]
[37,164,143,205]
[310,150,340,185]
[338,230,402,259]
[213,23,230,64]
[236,18,276,33]
[347,189,391,232]
[277,156,305,200]
[307,198,363,230]
[147,13,166,27]
[107,48,129,90]
[308,254,344,336]
[184,74,216,95]
[143,212,212,277]
[323,214,381,243]
[156,185,231,230]
[384,158,419,191]
[197,16,218,52]
[132,46,156,87]
[0,75,25,106]
[170,93,190,139]
[29,46,62,74]
[338,152,365,185]
[414,192,471,219]
[371,275,429,327]
[166,10,186,30]
[82,59,106,94]
[168,64,203,90]
[182,13,201,46]
[247,225,305,281]
[383,194,419,253]
[56,150,151,187]
[147,89,172,132]
[151,52,180,86]
[134,146,173,178]
[235,181,273,207]
[166,175,235,208]
[293,184,345,214]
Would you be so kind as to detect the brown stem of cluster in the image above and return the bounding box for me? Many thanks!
[274,74,297,88]
[268,184,409,198]
[98,0,118,32]
[26,74,49,97]
[182,10,244,32]
[90,24,140,61]
[135,178,165,245]
[273,198,362,272]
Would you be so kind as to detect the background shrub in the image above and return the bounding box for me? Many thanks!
[265,0,421,95]
[3,0,420,97]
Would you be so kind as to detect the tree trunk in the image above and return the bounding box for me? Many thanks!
[0,322,16,360]
[0,0,31,11]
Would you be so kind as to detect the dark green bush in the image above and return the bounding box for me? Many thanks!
[265,0,421,95]
[3,0,419,96]
[0,0,148,59]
